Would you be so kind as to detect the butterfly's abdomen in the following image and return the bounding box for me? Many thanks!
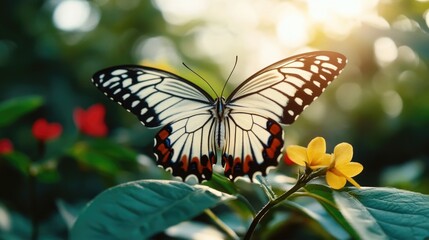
[215,119,225,151]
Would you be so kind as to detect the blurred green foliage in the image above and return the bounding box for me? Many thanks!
[1,0,429,239]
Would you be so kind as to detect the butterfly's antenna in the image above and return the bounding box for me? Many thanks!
[221,55,238,97]
[182,62,218,98]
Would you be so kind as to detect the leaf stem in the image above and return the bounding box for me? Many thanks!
[256,175,277,200]
[205,209,239,240]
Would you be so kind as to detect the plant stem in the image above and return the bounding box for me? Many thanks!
[205,209,239,240]
[243,169,326,240]
[30,173,38,240]
[31,140,45,240]
[256,175,277,200]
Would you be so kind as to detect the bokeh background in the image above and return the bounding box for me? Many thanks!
[1,0,429,238]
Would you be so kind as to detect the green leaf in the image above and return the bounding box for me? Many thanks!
[0,96,43,127]
[70,180,235,239]
[334,187,429,240]
[1,152,31,176]
[284,200,349,239]
[305,184,359,239]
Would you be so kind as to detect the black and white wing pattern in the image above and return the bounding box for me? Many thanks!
[223,51,347,180]
[92,66,217,182]
[92,51,347,183]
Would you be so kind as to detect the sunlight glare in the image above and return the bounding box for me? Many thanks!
[374,37,398,66]
[424,9,429,28]
[153,0,208,25]
[276,7,309,49]
[134,36,180,65]
[0,205,10,231]
[52,0,99,32]
[381,90,403,118]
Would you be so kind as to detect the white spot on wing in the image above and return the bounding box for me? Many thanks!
[123,78,132,87]
[102,76,120,87]
[141,108,148,115]
[147,116,154,122]
[123,93,130,100]
[322,62,338,71]
[112,69,127,75]
[314,81,321,87]
[295,97,303,106]
[304,88,313,95]
[316,55,330,61]
[310,65,318,73]
[132,100,140,108]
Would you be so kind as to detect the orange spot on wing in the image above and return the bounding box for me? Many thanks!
[158,129,170,140]
[181,155,188,171]
[157,143,168,155]
[243,155,252,173]
[269,123,282,135]
[266,138,282,159]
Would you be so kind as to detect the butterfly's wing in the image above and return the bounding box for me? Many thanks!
[223,51,347,180]
[222,113,283,181]
[92,65,217,182]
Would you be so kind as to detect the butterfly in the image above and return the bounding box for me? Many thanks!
[92,51,347,183]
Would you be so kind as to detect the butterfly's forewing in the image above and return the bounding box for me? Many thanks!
[227,51,347,124]
[224,51,347,180]
[92,65,217,181]
[92,65,214,127]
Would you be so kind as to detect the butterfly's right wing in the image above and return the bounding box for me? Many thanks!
[92,65,214,128]
[92,65,217,182]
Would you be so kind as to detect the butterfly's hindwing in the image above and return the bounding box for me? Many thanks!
[154,113,217,182]
[92,65,214,128]
[227,51,347,125]
[222,112,284,181]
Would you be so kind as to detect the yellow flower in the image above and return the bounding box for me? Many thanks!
[286,137,364,190]
[286,137,332,170]
[326,143,363,189]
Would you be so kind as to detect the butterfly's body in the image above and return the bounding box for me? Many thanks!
[92,51,347,183]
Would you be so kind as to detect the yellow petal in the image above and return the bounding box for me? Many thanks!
[333,143,353,165]
[286,145,307,166]
[311,153,333,168]
[307,137,326,164]
[336,162,363,177]
[326,171,347,189]
[345,176,361,188]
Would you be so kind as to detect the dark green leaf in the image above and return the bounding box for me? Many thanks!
[70,180,235,239]
[334,187,429,240]
[76,150,119,174]
[1,152,31,175]
[305,184,359,239]
[0,96,43,127]
[284,200,349,239]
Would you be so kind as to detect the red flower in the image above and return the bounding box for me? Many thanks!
[0,138,13,154]
[32,118,62,141]
[283,153,295,166]
[74,104,108,137]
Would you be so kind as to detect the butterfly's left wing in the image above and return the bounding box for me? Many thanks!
[226,51,347,124]
[223,51,347,180]
[222,113,283,181]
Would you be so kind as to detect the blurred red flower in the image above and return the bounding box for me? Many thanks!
[32,118,62,141]
[74,104,108,137]
[0,138,13,154]
[283,153,295,166]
